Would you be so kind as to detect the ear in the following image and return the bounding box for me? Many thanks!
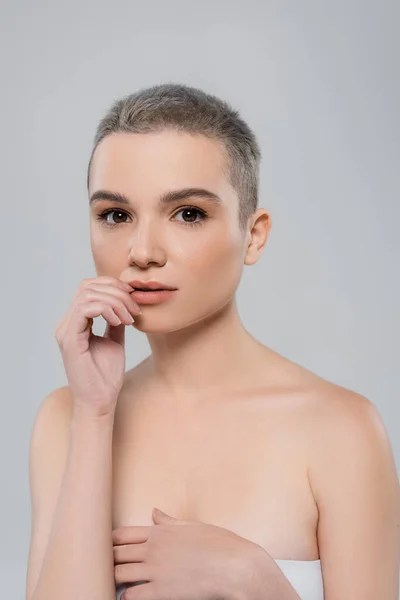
[244,209,272,266]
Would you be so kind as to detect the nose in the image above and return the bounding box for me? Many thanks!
[128,219,166,268]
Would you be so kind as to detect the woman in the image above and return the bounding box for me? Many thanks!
[26,83,399,600]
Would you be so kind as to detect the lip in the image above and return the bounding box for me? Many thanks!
[127,280,177,291]
[130,289,177,305]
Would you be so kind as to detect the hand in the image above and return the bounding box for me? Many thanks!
[113,508,262,600]
[54,276,142,416]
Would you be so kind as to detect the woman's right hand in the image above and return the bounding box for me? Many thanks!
[54,276,142,417]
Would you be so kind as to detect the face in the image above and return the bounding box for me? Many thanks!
[88,130,257,333]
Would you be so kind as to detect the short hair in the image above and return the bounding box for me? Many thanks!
[87,83,261,231]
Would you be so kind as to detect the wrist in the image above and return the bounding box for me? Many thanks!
[72,403,116,423]
[234,544,274,600]
[236,544,301,600]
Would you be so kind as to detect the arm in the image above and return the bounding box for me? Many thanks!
[308,391,400,599]
[238,546,302,600]
[26,386,117,600]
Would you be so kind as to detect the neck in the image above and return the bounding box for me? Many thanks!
[145,297,264,400]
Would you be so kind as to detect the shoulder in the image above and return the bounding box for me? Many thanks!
[28,386,75,522]
[301,378,399,522]
[30,385,74,442]
[29,386,75,476]
[33,357,151,430]
[303,379,394,463]
[270,357,399,511]
[269,354,391,452]
[296,382,400,595]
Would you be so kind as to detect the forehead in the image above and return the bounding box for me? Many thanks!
[89,130,233,199]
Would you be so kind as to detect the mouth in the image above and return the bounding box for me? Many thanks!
[134,287,165,291]
[130,288,177,305]
[127,280,177,292]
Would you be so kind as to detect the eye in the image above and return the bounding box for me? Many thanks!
[96,209,130,228]
[173,206,208,228]
[96,206,208,229]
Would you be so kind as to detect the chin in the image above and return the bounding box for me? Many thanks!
[130,317,195,334]
[130,304,228,335]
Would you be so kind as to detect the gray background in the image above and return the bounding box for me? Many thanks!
[1,0,399,596]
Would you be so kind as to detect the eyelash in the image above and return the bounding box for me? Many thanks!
[96,206,209,229]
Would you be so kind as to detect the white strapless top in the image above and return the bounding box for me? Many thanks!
[274,559,324,599]
[115,558,324,600]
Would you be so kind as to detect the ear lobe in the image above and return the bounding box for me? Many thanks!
[244,243,259,265]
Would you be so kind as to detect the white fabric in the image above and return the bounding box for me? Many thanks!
[275,559,324,600]
[115,559,324,599]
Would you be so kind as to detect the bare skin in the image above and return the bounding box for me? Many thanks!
[88,128,325,562]
[110,342,400,600]
[86,130,398,597]
[29,128,396,599]
[111,346,325,562]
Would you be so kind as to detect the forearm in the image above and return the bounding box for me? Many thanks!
[32,406,116,600]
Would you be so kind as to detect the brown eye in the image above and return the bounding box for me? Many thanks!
[107,210,128,224]
[97,209,130,228]
[181,208,197,222]
[174,207,207,227]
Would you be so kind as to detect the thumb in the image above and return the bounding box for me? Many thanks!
[103,321,126,346]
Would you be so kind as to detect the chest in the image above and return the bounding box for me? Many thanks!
[111,395,319,559]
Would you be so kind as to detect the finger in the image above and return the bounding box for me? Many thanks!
[123,581,157,600]
[112,526,152,546]
[76,276,134,297]
[57,301,122,350]
[104,320,126,345]
[114,543,146,565]
[55,277,135,346]
[85,283,141,316]
[81,289,137,325]
[73,301,123,336]
[114,562,152,586]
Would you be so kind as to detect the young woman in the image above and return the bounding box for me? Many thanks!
[26,83,399,600]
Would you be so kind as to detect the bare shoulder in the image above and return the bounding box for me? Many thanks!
[30,385,74,444]
[29,384,75,506]
[301,375,393,454]
[29,386,75,492]
[258,349,397,493]
[27,386,75,600]
[33,359,152,433]
[298,375,399,511]
[264,348,387,428]
[289,373,400,595]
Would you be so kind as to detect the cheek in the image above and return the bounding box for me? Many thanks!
[184,237,244,297]
[90,233,124,273]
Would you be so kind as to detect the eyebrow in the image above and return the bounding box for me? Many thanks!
[89,187,222,208]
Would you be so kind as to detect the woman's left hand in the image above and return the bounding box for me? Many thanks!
[113,507,268,600]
